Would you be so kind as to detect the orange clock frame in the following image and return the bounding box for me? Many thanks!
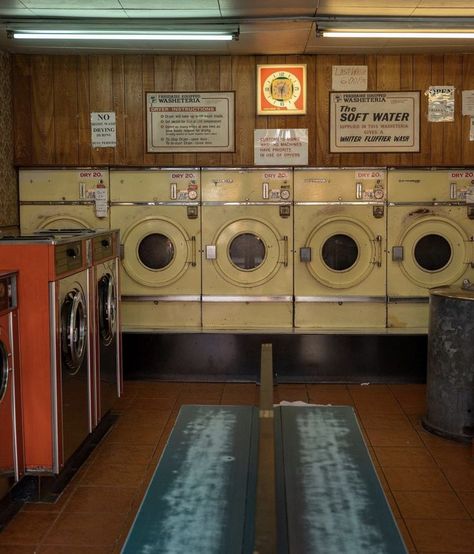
[257,64,307,115]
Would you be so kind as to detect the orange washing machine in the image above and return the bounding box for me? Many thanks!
[0,271,24,499]
[90,229,122,426]
[0,234,92,474]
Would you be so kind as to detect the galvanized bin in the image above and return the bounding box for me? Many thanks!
[423,286,474,442]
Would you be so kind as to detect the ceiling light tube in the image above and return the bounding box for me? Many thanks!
[10,31,237,41]
[322,30,474,39]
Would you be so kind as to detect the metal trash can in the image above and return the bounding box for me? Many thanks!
[422,286,474,442]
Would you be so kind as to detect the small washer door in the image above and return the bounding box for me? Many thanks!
[0,340,8,403]
[98,272,117,346]
[305,217,379,289]
[122,217,195,287]
[397,216,470,287]
[61,288,87,374]
[212,218,287,287]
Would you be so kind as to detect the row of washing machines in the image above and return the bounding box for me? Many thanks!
[18,167,474,331]
[0,229,122,502]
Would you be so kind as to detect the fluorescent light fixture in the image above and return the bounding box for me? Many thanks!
[316,16,474,40]
[11,30,237,41]
[322,31,474,39]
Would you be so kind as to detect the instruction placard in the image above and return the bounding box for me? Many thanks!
[329,91,420,153]
[146,91,235,153]
[91,112,116,148]
[254,129,308,165]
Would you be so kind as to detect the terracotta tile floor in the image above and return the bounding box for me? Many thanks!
[1,381,474,553]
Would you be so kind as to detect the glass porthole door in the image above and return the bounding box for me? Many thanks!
[98,273,117,346]
[61,288,87,374]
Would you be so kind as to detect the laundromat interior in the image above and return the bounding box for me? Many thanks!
[1,1,474,552]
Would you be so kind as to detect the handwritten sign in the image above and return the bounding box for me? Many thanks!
[254,129,308,165]
[146,92,234,153]
[332,66,368,91]
[329,91,420,153]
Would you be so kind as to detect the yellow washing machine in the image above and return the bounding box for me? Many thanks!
[19,168,109,232]
[294,168,387,329]
[202,167,293,329]
[387,168,474,330]
[110,168,201,330]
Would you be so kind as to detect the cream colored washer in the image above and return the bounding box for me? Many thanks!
[202,168,293,329]
[294,168,387,329]
[19,168,110,232]
[387,168,474,330]
[110,169,201,330]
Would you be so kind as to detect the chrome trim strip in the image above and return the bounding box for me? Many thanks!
[8,312,19,481]
[20,201,96,206]
[201,167,292,172]
[202,201,291,206]
[49,281,60,475]
[387,296,429,304]
[86,269,92,434]
[110,201,199,207]
[295,296,386,303]
[202,295,293,302]
[294,201,385,206]
[388,201,466,207]
[115,258,122,399]
[122,295,201,302]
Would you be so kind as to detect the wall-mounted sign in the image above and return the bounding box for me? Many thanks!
[257,64,307,115]
[254,129,308,165]
[332,65,368,91]
[427,86,455,122]
[91,112,116,148]
[329,91,420,153]
[146,92,235,153]
[462,90,474,116]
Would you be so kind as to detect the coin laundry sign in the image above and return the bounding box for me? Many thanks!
[330,91,420,153]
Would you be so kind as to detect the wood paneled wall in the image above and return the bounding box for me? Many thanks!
[12,53,474,168]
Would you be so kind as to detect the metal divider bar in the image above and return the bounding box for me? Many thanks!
[253,343,277,554]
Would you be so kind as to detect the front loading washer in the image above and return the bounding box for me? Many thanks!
[19,168,110,233]
[202,168,293,329]
[0,271,24,500]
[0,234,92,474]
[110,168,201,330]
[90,230,122,426]
[387,168,474,330]
[294,168,387,329]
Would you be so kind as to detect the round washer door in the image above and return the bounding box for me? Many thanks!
[397,216,470,287]
[61,287,87,375]
[212,218,287,287]
[98,272,117,346]
[122,217,194,287]
[0,340,8,403]
[305,217,379,289]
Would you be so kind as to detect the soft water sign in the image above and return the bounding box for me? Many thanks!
[91,112,116,148]
[330,91,420,153]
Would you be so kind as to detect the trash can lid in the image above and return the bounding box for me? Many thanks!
[430,286,474,301]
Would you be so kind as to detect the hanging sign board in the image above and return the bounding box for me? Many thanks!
[332,65,368,91]
[254,129,308,165]
[427,86,455,122]
[329,91,420,153]
[146,91,235,153]
[91,112,116,148]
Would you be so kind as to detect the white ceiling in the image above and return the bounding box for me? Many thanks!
[1,0,474,55]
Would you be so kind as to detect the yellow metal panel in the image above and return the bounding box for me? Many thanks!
[387,303,428,329]
[202,301,293,329]
[121,301,201,330]
[295,302,386,329]
[20,205,109,234]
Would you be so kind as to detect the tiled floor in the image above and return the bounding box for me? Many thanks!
[1,381,473,553]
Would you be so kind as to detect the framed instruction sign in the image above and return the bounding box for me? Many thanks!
[330,91,420,153]
[146,91,235,153]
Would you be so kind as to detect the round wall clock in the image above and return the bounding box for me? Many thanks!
[257,64,307,115]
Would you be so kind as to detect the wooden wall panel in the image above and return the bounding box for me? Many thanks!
[53,56,78,165]
[31,56,54,165]
[12,55,32,165]
[12,53,474,169]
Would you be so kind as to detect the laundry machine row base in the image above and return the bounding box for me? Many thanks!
[121,300,202,329]
[295,302,386,329]
[202,301,293,329]
[122,332,427,384]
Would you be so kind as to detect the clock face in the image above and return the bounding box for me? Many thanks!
[257,64,306,115]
